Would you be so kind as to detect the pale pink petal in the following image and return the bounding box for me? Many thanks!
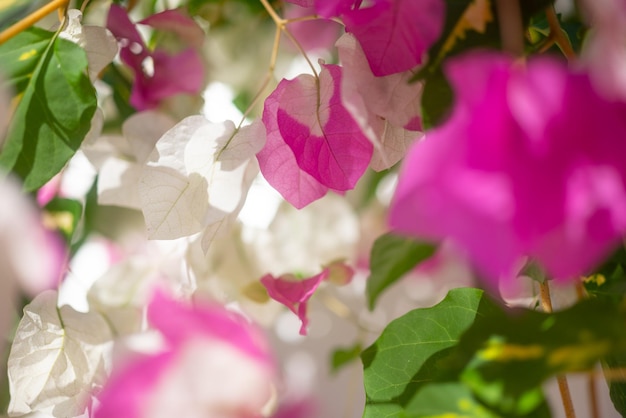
[0,176,66,294]
[260,270,329,335]
[130,48,204,110]
[284,4,342,53]
[343,0,445,76]
[96,292,275,418]
[148,290,272,362]
[94,352,174,418]
[337,33,423,170]
[139,9,205,49]
[579,0,626,101]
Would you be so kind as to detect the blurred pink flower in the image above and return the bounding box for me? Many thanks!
[0,175,65,338]
[284,4,342,53]
[106,5,204,110]
[580,0,626,101]
[261,269,330,335]
[95,291,275,418]
[390,52,626,284]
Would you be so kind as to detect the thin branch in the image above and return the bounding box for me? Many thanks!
[281,26,319,79]
[494,0,525,57]
[574,281,600,418]
[545,6,576,60]
[236,26,282,128]
[0,0,69,45]
[259,0,285,26]
[539,282,577,418]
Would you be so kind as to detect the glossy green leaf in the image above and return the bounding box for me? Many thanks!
[331,343,362,373]
[366,233,436,310]
[401,382,497,418]
[584,244,626,414]
[448,297,626,416]
[362,288,492,417]
[0,28,97,191]
[0,28,53,93]
[604,354,626,416]
[420,70,454,130]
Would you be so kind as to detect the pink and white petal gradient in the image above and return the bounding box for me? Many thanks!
[390,51,626,285]
[579,0,626,102]
[337,33,423,171]
[139,10,205,49]
[284,4,342,53]
[95,291,275,418]
[258,64,372,208]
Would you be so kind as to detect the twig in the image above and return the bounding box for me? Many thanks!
[259,0,285,26]
[258,0,319,78]
[0,0,69,44]
[574,281,600,418]
[494,0,524,57]
[545,6,576,60]
[539,281,577,418]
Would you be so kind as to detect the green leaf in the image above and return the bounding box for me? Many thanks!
[402,382,498,418]
[583,245,626,415]
[366,233,436,310]
[362,288,493,417]
[584,244,626,301]
[0,28,97,191]
[448,297,626,416]
[604,354,626,416]
[420,70,454,130]
[331,343,362,373]
[0,27,52,93]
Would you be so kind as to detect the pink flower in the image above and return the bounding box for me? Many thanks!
[390,52,626,284]
[579,0,626,101]
[0,175,65,342]
[106,5,204,110]
[284,4,342,53]
[286,0,445,76]
[260,269,330,335]
[258,64,372,208]
[342,0,445,76]
[95,291,275,418]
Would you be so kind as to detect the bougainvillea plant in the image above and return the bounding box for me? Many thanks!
[0,0,626,417]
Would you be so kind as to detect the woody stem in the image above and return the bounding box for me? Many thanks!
[0,0,69,44]
[539,281,577,418]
